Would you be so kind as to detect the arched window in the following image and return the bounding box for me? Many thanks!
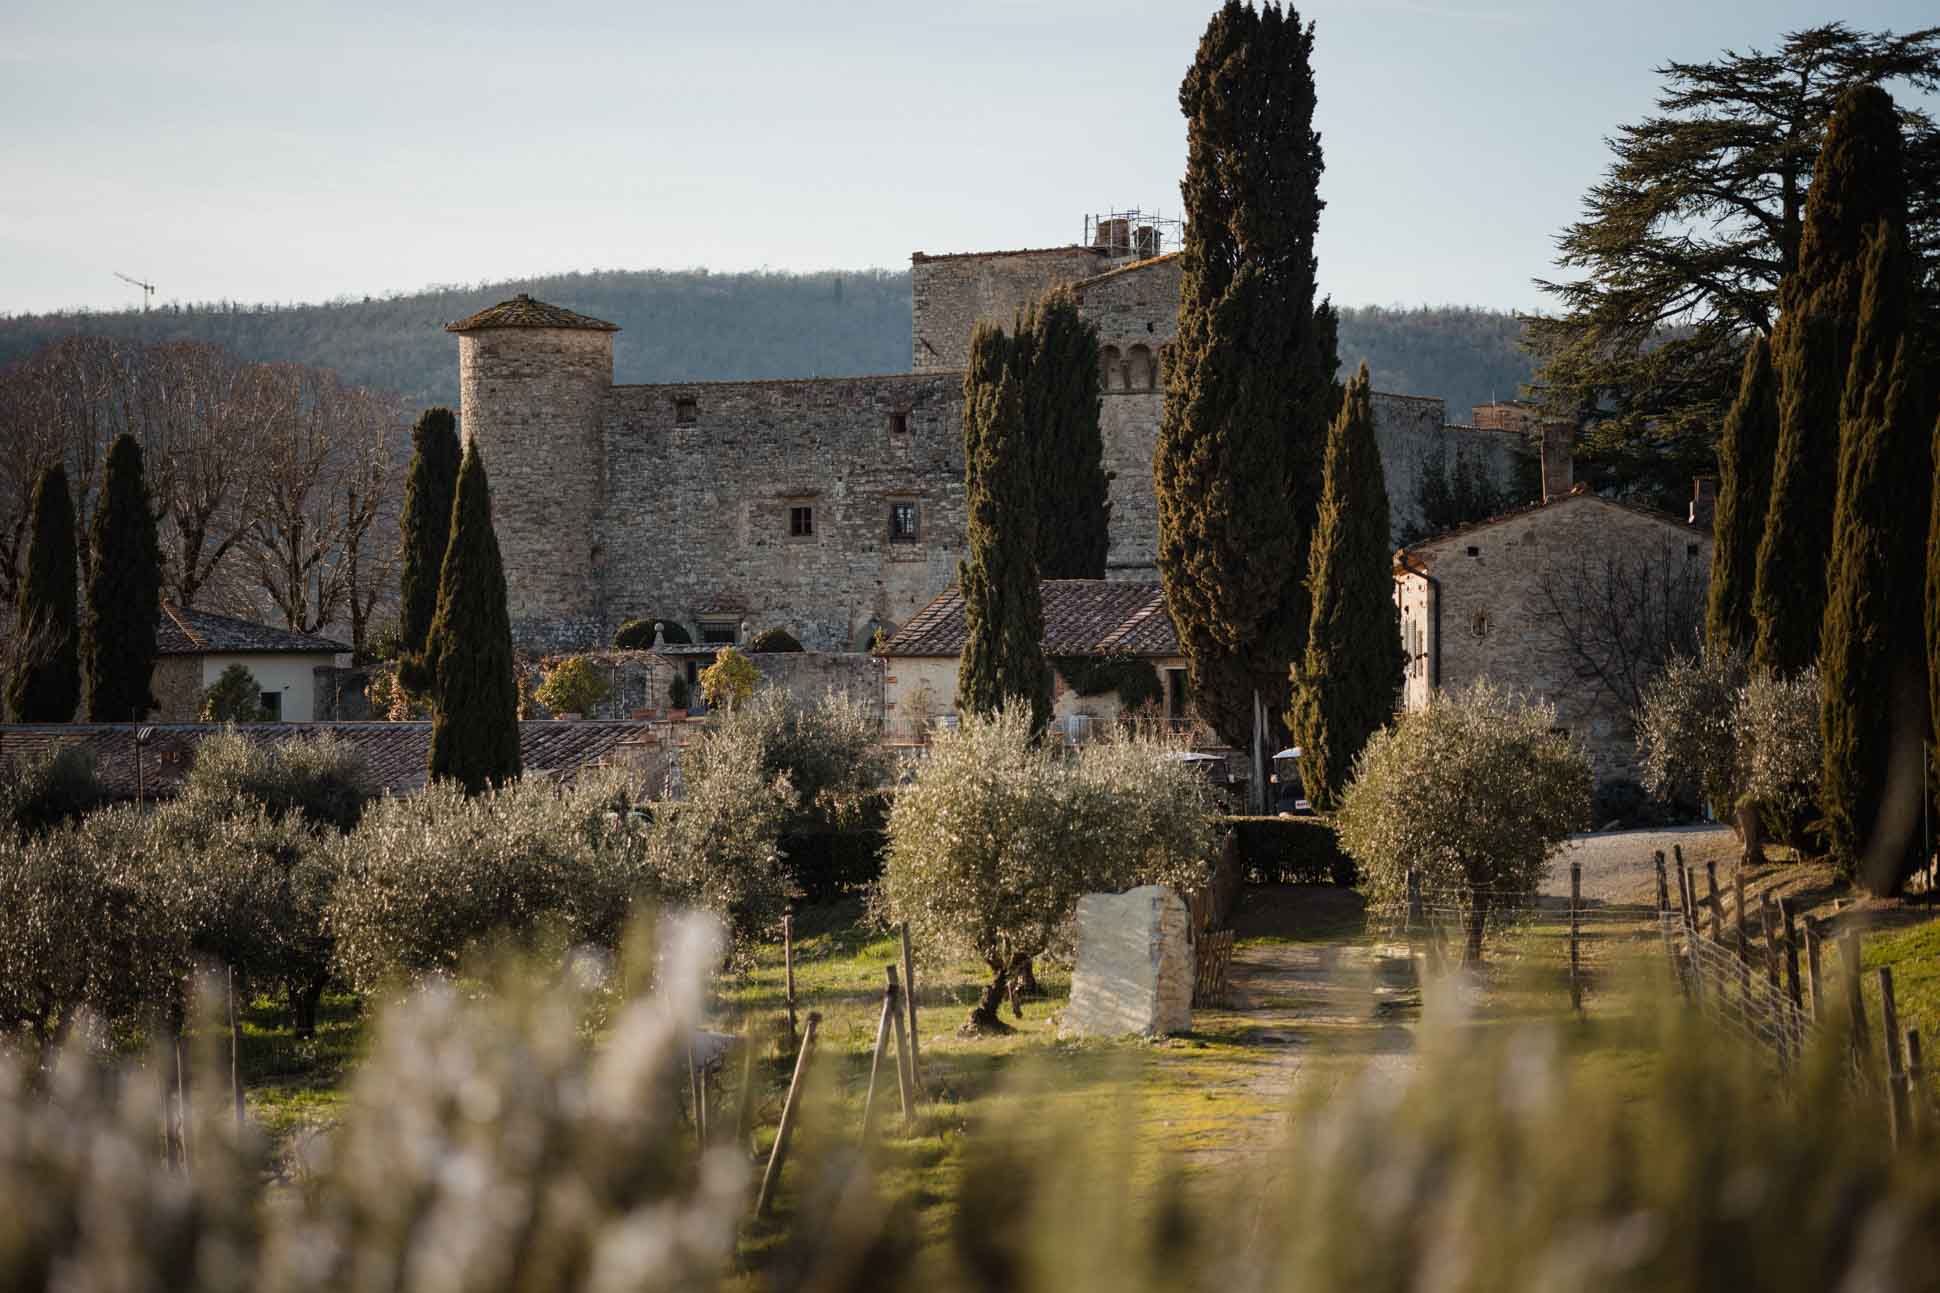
[1126,344,1155,391]
[1100,345,1124,392]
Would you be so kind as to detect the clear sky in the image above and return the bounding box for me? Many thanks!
[2,0,1934,317]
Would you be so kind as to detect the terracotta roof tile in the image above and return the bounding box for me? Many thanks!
[1072,251,1181,290]
[878,580,1179,658]
[446,294,620,333]
[158,604,348,655]
[0,721,656,800]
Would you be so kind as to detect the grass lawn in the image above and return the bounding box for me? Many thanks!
[1861,914,1940,1061]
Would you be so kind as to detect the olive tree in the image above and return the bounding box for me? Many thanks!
[1738,665,1824,851]
[1337,683,1591,962]
[878,708,1214,1034]
[1636,647,1756,858]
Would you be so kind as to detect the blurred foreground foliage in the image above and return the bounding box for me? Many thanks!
[3,927,1938,1292]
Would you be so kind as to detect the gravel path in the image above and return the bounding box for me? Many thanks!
[1541,823,1740,904]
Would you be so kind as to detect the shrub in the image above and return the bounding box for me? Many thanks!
[533,654,612,717]
[198,663,267,722]
[613,616,692,648]
[0,808,185,1048]
[1049,653,1163,710]
[669,673,693,709]
[1220,816,1354,885]
[328,775,660,992]
[709,688,891,832]
[649,727,793,949]
[1337,683,1590,961]
[878,709,1213,1031]
[1739,665,1824,848]
[746,626,804,653]
[180,728,376,832]
[698,646,759,710]
[0,745,102,840]
[1636,647,1747,817]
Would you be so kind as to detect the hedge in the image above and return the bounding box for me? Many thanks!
[613,617,692,648]
[1220,816,1355,886]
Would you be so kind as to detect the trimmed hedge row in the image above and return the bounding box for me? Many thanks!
[1220,816,1355,886]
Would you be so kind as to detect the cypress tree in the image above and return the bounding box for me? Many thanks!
[83,434,161,722]
[1929,408,1940,777]
[1819,218,1930,891]
[1019,289,1110,579]
[956,322,1053,731]
[1155,0,1340,747]
[1704,337,1779,656]
[426,442,522,794]
[1287,366,1400,810]
[1752,84,1906,674]
[6,463,80,722]
[397,407,461,693]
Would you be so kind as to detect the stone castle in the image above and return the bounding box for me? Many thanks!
[447,217,1536,653]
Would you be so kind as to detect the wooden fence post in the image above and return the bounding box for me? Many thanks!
[1654,850,1669,914]
[782,914,798,1049]
[1734,869,1750,961]
[1840,931,1870,1074]
[1881,968,1909,1148]
[1705,860,1723,943]
[899,922,921,1089]
[1759,893,1782,991]
[757,1011,822,1216]
[1803,916,1825,1023]
[1677,864,1705,1003]
[1908,1029,1929,1136]
[1779,898,1803,1014]
[1569,861,1582,1012]
[861,975,899,1139]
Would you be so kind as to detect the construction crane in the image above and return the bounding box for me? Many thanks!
[113,271,155,311]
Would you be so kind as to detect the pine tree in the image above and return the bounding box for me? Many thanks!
[426,442,522,794]
[956,322,1053,731]
[6,463,80,722]
[1018,289,1110,579]
[83,435,161,722]
[1819,218,1931,891]
[1288,366,1400,810]
[1704,336,1779,656]
[397,407,461,694]
[1155,0,1340,748]
[1753,84,1907,674]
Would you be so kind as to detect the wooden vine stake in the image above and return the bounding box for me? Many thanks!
[887,965,916,1124]
[860,971,900,1139]
[756,1011,821,1217]
[1880,968,1909,1148]
[899,922,921,1087]
[782,914,798,1049]
[1568,861,1582,1012]
[227,965,245,1133]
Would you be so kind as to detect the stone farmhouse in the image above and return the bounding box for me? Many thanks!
[878,579,1187,741]
[447,215,1540,655]
[1392,439,1714,791]
[149,605,349,724]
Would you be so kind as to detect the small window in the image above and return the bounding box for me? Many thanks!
[260,691,282,721]
[675,397,698,425]
[698,620,739,646]
[789,505,814,538]
[889,501,919,543]
[1686,543,1699,557]
[888,411,910,435]
[1466,545,1480,557]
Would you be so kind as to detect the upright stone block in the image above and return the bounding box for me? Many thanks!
[1063,885,1193,1038]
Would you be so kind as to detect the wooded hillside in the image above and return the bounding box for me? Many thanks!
[1,270,1538,417]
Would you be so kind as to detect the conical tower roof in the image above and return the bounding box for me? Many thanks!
[446,293,620,333]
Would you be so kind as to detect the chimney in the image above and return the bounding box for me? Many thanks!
[1689,476,1718,531]
[1539,419,1574,503]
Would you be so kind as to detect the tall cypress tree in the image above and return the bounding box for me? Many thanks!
[426,442,522,794]
[83,435,161,722]
[956,322,1053,731]
[1155,0,1340,747]
[1019,289,1110,580]
[6,463,80,722]
[1287,366,1399,810]
[397,407,461,693]
[1752,84,1906,674]
[1819,218,1930,891]
[1704,337,1779,656]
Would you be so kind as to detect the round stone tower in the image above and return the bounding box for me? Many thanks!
[445,294,618,652]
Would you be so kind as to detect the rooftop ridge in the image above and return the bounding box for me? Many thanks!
[446,293,621,333]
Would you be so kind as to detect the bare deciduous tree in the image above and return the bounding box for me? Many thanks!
[1532,538,1708,719]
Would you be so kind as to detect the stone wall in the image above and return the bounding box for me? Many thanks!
[599,373,966,651]
[314,666,376,721]
[1076,256,1179,579]
[457,326,613,651]
[1398,494,1711,787]
[909,247,1107,372]
[1373,395,1532,547]
[150,657,203,722]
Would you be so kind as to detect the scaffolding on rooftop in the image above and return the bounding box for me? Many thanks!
[1084,209,1185,261]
